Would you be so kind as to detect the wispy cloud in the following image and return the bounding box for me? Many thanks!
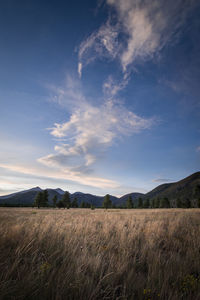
[0,165,148,196]
[0,163,120,190]
[78,62,82,78]
[78,20,119,77]
[152,178,172,183]
[78,0,196,74]
[39,77,154,176]
[197,146,200,152]
[103,73,130,98]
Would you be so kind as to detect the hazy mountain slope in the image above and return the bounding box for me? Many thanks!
[145,172,200,200]
[0,187,42,200]
[70,192,118,207]
[0,188,62,205]
[70,192,103,206]
[118,193,144,205]
[55,188,65,195]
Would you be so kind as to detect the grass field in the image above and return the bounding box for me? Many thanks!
[0,208,200,299]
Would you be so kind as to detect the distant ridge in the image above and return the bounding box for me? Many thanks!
[0,172,199,206]
[0,189,143,207]
[54,188,65,195]
[144,172,200,201]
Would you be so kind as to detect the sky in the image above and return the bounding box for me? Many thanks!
[0,0,200,196]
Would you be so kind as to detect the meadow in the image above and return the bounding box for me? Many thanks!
[0,208,200,300]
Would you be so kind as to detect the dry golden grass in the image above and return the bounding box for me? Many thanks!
[0,208,200,299]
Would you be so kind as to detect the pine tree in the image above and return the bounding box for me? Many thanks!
[62,191,71,209]
[185,198,191,208]
[194,184,200,198]
[143,198,150,208]
[194,185,200,207]
[57,200,64,208]
[126,195,133,208]
[80,201,85,208]
[41,189,49,207]
[177,198,183,208]
[34,192,43,208]
[102,194,112,209]
[71,197,78,208]
[52,195,57,208]
[155,198,160,208]
[160,197,170,208]
[151,199,155,208]
[138,197,143,208]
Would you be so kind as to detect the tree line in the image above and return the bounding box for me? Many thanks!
[33,190,94,209]
[33,184,200,209]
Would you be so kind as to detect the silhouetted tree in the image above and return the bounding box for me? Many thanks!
[194,185,200,207]
[126,196,133,208]
[160,197,170,208]
[34,192,43,208]
[62,191,71,209]
[155,198,160,208]
[85,202,91,208]
[177,198,183,208]
[143,198,150,208]
[71,197,78,208]
[151,199,155,208]
[41,189,49,207]
[57,200,64,208]
[198,198,200,208]
[138,197,143,208]
[52,195,57,208]
[80,201,85,208]
[102,194,112,209]
[185,198,191,208]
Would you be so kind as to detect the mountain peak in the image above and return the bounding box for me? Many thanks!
[22,187,42,193]
[54,188,65,195]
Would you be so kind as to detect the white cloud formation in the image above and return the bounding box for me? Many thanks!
[78,0,196,73]
[39,77,154,179]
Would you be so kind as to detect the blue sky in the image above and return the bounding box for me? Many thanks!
[0,0,200,196]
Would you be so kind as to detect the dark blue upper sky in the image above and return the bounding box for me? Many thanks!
[0,0,200,196]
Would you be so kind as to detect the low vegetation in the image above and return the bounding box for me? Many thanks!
[0,208,200,299]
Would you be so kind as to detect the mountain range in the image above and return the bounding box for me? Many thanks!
[0,172,199,206]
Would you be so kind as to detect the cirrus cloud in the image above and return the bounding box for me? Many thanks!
[78,0,197,74]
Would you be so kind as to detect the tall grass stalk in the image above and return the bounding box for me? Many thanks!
[0,208,200,299]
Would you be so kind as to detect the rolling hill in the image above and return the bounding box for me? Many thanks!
[144,172,200,201]
[0,187,64,206]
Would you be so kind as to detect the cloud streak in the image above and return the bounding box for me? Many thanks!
[78,0,196,74]
[152,178,172,183]
[0,163,120,190]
